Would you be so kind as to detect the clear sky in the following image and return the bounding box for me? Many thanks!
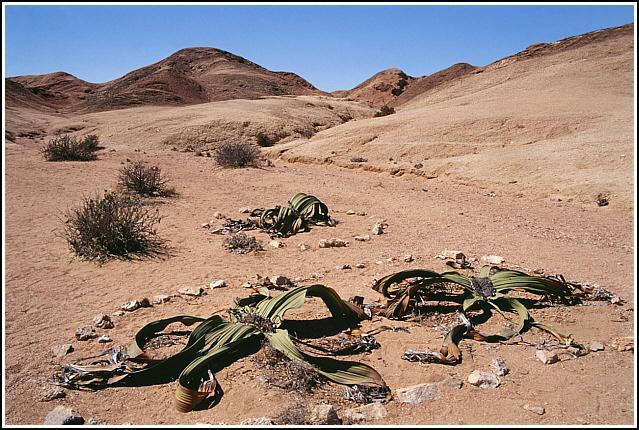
[3,4,635,92]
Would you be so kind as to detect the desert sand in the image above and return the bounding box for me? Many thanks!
[3,23,635,425]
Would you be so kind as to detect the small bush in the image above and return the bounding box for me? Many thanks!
[255,132,274,148]
[215,142,260,168]
[41,134,101,161]
[223,232,263,254]
[118,161,176,197]
[275,398,310,425]
[374,105,395,117]
[63,191,165,261]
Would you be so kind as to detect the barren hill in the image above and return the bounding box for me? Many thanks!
[5,48,325,113]
[271,23,635,208]
[333,68,415,107]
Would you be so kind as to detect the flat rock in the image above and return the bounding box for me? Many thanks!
[319,238,348,248]
[52,344,73,358]
[482,255,505,265]
[355,263,366,268]
[342,403,387,422]
[178,286,204,297]
[98,335,112,343]
[209,280,227,289]
[589,342,605,352]
[442,377,463,389]
[523,404,546,415]
[354,234,371,242]
[308,404,340,424]
[436,250,464,260]
[75,325,97,341]
[121,300,141,312]
[396,383,441,403]
[490,358,509,376]
[467,370,500,388]
[93,313,114,329]
[43,406,84,425]
[239,417,273,425]
[153,294,171,304]
[40,386,66,402]
[536,350,559,364]
[346,210,356,215]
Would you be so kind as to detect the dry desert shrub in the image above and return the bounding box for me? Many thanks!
[118,161,176,197]
[374,105,395,117]
[63,191,165,262]
[41,134,101,161]
[223,232,263,254]
[214,142,260,168]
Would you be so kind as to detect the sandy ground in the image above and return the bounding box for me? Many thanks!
[3,140,635,425]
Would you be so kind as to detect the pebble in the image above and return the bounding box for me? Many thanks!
[43,406,84,425]
[396,383,441,403]
[98,335,112,343]
[209,280,227,289]
[482,255,505,265]
[346,210,356,215]
[309,404,341,424]
[201,222,210,229]
[270,275,295,288]
[610,296,622,305]
[612,336,633,352]
[239,207,250,213]
[536,350,559,364]
[75,326,97,341]
[319,238,348,248]
[371,220,388,235]
[52,344,73,358]
[490,358,509,376]
[442,378,463,389]
[153,294,171,304]
[269,240,285,248]
[112,311,125,317]
[341,403,387,422]
[589,342,605,352]
[523,404,546,415]
[403,254,415,263]
[121,300,141,312]
[86,417,108,425]
[436,249,464,260]
[40,386,66,402]
[178,286,204,297]
[299,243,310,251]
[467,370,501,388]
[213,211,225,219]
[93,313,114,329]
[336,264,352,270]
[355,263,366,269]
[354,235,371,242]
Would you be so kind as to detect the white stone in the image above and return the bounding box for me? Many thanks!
[482,255,505,265]
[43,406,84,425]
[403,254,415,263]
[354,235,371,242]
[342,403,387,422]
[179,287,204,297]
[523,404,546,415]
[309,404,340,424]
[239,207,250,213]
[269,240,285,248]
[98,335,112,343]
[355,263,366,268]
[121,300,140,312]
[52,344,73,358]
[153,294,171,304]
[213,212,225,219]
[299,243,310,251]
[467,370,501,388]
[209,280,227,289]
[93,313,114,329]
[319,238,348,248]
[536,349,559,364]
[589,342,605,352]
[490,358,509,376]
[397,383,441,403]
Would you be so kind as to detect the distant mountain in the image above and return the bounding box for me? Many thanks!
[332,68,415,108]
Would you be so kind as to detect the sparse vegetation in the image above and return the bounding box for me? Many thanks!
[255,132,274,147]
[62,191,165,262]
[374,105,395,117]
[223,232,263,254]
[214,142,260,168]
[256,192,336,237]
[41,134,101,161]
[118,161,176,197]
[275,398,311,425]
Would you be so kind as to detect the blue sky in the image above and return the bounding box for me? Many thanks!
[3,4,635,92]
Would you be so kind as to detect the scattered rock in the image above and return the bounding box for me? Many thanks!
[403,254,415,263]
[355,263,366,269]
[523,404,546,415]
[567,346,589,357]
[98,335,112,343]
[490,358,509,376]
[356,211,366,216]
[612,337,633,352]
[269,240,285,248]
[92,313,114,329]
[121,300,141,312]
[52,344,73,358]
[75,326,97,341]
[43,406,84,425]
[610,296,622,305]
[346,210,356,215]
[178,287,204,297]
[112,311,125,317]
[269,275,295,289]
[153,294,171,304]
[213,211,225,219]
[239,207,250,213]
[139,297,151,308]
[467,370,500,388]
[40,386,66,402]
[201,222,210,229]
[436,250,464,260]
[482,255,505,265]
[589,342,605,352]
[319,238,349,248]
[354,234,371,242]
[209,280,227,289]
[309,404,341,424]
[336,264,352,270]
[342,403,387,422]
[240,417,273,425]
[86,417,108,425]
[371,220,388,235]
[536,350,559,364]
[414,163,423,169]
[396,383,441,403]
[299,243,310,251]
